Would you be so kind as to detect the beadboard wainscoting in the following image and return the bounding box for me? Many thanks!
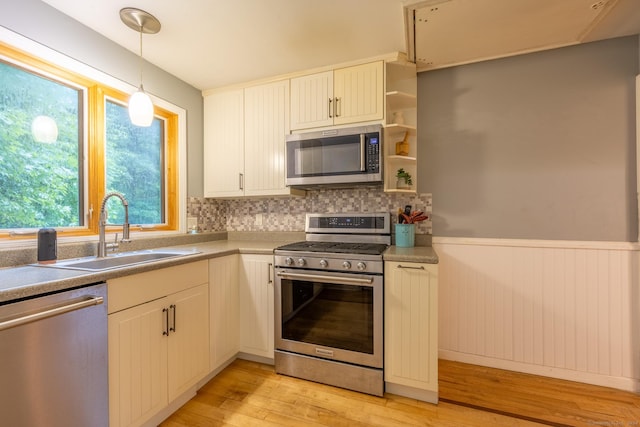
[434,237,640,392]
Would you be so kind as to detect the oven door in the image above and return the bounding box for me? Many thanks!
[275,268,383,368]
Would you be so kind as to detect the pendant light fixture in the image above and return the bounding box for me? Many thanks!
[31,115,58,143]
[119,7,161,127]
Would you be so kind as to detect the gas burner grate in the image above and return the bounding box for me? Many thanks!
[276,241,388,256]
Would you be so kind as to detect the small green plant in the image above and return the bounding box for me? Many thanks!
[395,168,413,186]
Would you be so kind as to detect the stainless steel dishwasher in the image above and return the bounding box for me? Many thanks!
[0,282,108,427]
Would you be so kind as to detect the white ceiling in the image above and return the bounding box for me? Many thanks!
[40,0,640,92]
[40,0,407,91]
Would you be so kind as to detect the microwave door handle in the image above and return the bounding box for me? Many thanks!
[360,133,366,171]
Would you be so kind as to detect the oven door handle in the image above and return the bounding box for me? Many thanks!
[276,271,374,286]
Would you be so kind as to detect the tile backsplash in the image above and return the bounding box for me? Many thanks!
[188,186,432,235]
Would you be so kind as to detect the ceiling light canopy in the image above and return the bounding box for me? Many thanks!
[119,7,161,127]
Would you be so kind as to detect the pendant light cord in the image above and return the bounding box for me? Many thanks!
[138,25,144,91]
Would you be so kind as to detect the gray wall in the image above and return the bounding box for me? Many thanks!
[0,0,204,197]
[418,36,639,242]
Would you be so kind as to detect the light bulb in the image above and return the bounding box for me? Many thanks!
[128,89,154,127]
[31,115,59,143]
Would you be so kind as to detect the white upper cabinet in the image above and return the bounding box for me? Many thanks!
[244,80,292,197]
[203,82,303,198]
[333,61,384,125]
[290,71,333,130]
[203,89,244,198]
[290,61,384,130]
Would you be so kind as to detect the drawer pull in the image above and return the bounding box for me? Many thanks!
[397,265,425,270]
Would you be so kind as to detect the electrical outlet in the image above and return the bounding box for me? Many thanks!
[187,216,198,232]
[255,213,263,226]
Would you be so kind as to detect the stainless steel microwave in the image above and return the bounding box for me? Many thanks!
[285,124,383,187]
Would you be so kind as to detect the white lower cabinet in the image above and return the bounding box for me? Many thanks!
[238,254,274,359]
[384,261,439,403]
[209,255,239,371]
[108,261,209,427]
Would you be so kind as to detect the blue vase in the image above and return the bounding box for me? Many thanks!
[395,224,415,247]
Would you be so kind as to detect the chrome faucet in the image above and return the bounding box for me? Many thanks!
[97,192,131,257]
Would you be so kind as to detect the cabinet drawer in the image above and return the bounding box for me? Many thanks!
[108,260,208,314]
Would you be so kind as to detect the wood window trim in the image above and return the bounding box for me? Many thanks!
[0,42,179,239]
[94,87,179,233]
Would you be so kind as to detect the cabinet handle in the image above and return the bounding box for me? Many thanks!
[169,304,176,333]
[328,98,333,118]
[397,265,425,270]
[239,173,244,190]
[268,262,273,284]
[162,307,169,336]
[335,97,341,117]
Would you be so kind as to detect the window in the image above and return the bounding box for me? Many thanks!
[0,42,179,238]
[0,59,82,229]
[105,100,164,225]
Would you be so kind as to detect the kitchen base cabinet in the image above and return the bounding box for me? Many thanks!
[239,254,274,360]
[209,255,240,372]
[167,284,210,402]
[108,261,209,427]
[384,261,438,404]
[109,298,168,427]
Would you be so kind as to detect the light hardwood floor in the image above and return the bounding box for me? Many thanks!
[161,359,640,427]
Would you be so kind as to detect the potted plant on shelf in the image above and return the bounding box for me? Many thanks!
[395,168,412,189]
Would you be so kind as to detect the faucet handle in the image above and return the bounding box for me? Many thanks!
[105,233,120,253]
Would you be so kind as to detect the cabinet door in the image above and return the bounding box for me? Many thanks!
[384,262,438,392]
[239,254,274,358]
[333,61,384,125]
[290,71,333,130]
[167,283,210,402]
[209,255,239,371]
[203,89,244,197]
[243,80,290,196]
[108,298,168,427]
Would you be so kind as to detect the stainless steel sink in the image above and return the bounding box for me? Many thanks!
[35,249,200,272]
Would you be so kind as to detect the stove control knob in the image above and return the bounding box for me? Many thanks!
[285,257,294,266]
[356,262,366,271]
[297,258,306,267]
[319,259,328,268]
[342,261,352,270]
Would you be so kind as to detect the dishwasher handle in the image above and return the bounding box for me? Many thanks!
[0,295,104,332]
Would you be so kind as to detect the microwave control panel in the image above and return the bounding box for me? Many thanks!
[366,135,380,172]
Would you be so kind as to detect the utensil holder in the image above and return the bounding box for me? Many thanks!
[395,224,415,247]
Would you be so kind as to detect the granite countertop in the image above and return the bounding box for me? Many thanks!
[0,238,438,304]
[383,245,439,264]
[0,240,281,303]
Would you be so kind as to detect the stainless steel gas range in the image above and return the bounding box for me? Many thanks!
[274,212,390,396]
